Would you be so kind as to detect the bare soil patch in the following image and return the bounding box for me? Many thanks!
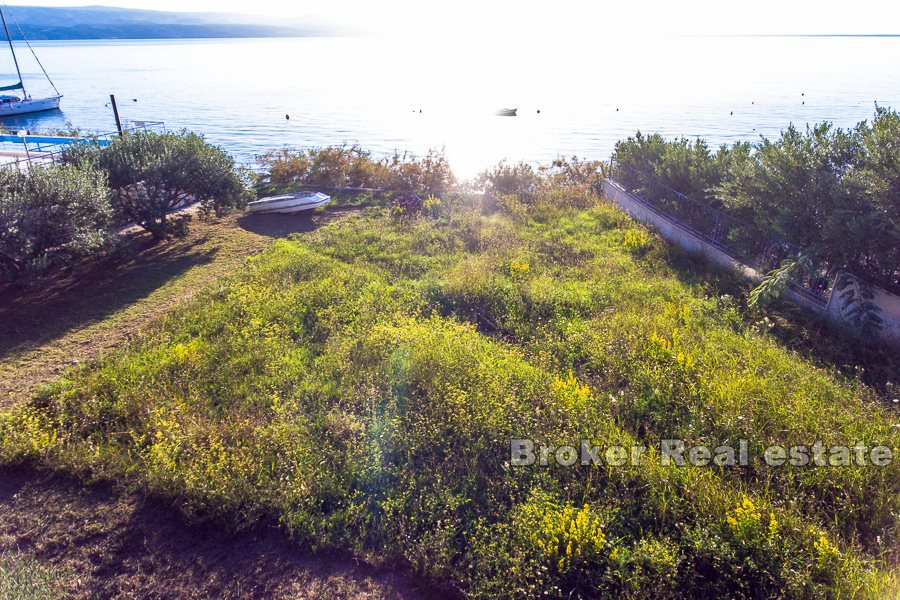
[0,466,433,599]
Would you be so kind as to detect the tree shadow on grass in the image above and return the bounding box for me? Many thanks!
[236,211,321,238]
[661,244,900,395]
[0,465,441,599]
[0,231,218,361]
[235,206,361,239]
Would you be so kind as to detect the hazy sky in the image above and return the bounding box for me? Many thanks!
[4,0,900,36]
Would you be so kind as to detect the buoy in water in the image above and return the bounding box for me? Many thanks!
[286,114,290,120]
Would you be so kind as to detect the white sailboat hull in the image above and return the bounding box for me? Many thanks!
[0,95,61,116]
[247,192,332,214]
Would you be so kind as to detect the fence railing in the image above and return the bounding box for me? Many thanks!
[0,120,166,170]
[607,160,833,305]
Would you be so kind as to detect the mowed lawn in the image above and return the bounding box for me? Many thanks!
[1,188,897,598]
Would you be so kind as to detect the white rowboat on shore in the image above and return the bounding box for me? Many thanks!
[247,192,331,214]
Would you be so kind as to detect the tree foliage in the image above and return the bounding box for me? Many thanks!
[612,108,900,296]
[476,160,541,199]
[0,163,113,283]
[257,145,455,196]
[476,157,606,201]
[66,132,249,238]
[613,131,747,203]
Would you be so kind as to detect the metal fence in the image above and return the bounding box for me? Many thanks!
[607,160,833,305]
[0,120,166,170]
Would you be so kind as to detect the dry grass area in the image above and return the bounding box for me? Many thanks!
[0,209,350,409]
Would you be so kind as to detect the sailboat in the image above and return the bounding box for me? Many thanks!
[0,6,61,116]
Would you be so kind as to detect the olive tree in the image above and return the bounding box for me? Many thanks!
[612,132,733,203]
[721,117,899,293]
[724,113,900,332]
[846,106,900,289]
[67,132,250,239]
[0,163,114,283]
[611,108,900,334]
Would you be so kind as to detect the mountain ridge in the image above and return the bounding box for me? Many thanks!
[0,5,334,39]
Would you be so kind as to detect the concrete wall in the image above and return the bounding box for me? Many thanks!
[825,274,900,345]
[601,179,760,278]
[602,179,900,347]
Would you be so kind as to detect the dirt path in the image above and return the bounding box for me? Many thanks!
[0,209,352,409]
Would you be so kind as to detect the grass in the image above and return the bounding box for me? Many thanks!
[0,552,70,600]
[0,187,897,597]
[0,209,343,409]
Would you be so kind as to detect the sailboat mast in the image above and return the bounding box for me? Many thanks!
[0,7,25,98]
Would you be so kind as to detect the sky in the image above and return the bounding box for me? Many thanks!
[3,0,900,37]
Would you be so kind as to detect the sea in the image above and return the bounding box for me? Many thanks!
[1,35,898,177]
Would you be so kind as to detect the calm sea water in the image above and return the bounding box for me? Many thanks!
[1,36,898,177]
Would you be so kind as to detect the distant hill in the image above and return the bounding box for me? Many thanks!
[0,5,334,40]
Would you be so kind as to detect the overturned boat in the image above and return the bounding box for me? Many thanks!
[247,192,331,214]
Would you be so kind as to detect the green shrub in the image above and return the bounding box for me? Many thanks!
[541,156,607,191]
[612,108,900,293]
[257,145,454,196]
[0,163,113,283]
[66,131,249,239]
[721,113,900,292]
[476,160,541,199]
[612,131,735,202]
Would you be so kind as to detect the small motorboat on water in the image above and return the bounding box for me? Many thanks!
[247,192,331,214]
[496,108,517,116]
[0,7,62,117]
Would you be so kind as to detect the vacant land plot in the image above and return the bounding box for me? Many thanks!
[1,190,898,597]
